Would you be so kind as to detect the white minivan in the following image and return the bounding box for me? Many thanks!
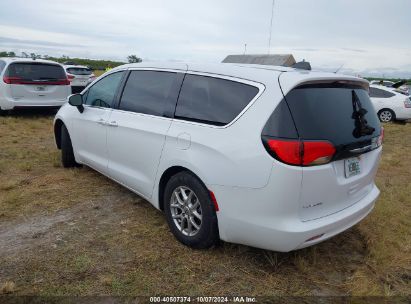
[0,58,71,113]
[54,62,383,252]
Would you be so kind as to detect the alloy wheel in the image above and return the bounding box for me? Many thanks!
[170,186,202,236]
[379,110,393,122]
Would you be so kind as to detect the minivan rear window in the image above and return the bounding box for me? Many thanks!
[66,67,92,75]
[6,62,66,82]
[285,83,381,145]
[175,74,259,126]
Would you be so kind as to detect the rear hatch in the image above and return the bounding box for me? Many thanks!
[275,72,382,221]
[66,67,92,86]
[4,62,69,104]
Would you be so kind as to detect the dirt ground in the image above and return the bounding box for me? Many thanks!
[0,109,410,297]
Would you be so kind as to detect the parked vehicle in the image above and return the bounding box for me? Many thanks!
[370,79,409,95]
[54,62,383,252]
[0,58,71,113]
[370,80,395,87]
[369,85,411,122]
[64,65,96,94]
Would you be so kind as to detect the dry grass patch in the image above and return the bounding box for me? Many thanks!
[1,281,16,294]
[0,110,410,297]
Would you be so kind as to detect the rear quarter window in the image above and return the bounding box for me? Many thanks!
[369,87,395,98]
[175,74,259,126]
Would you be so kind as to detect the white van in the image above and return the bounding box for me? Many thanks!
[54,62,383,252]
[0,58,71,113]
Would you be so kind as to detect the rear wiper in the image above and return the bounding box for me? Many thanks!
[351,90,375,138]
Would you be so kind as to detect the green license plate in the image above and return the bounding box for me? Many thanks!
[345,157,361,178]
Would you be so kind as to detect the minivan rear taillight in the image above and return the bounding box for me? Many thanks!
[3,76,70,85]
[264,138,336,166]
[3,76,21,84]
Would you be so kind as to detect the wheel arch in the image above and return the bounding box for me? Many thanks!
[377,108,396,121]
[158,166,208,212]
[54,119,64,149]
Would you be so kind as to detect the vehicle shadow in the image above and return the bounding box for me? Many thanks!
[1,107,59,118]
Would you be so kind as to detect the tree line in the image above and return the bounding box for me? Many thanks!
[0,51,142,70]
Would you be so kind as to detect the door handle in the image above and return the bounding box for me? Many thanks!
[96,118,106,125]
[107,121,118,127]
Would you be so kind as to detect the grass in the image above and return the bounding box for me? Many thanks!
[0,110,410,297]
[93,70,105,77]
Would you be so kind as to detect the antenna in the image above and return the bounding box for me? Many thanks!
[268,0,275,54]
[334,64,344,73]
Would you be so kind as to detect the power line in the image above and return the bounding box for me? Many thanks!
[268,0,275,54]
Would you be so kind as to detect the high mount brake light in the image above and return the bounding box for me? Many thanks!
[265,138,336,166]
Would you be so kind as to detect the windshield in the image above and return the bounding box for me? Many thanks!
[66,67,92,75]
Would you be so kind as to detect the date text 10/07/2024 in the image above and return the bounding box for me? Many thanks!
[149,296,257,303]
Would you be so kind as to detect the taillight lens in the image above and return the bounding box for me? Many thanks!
[3,75,70,85]
[3,76,21,84]
[67,74,75,80]
[303,141,336,166]
[267,139,302,166]
[378,127,384,147]
[404,97,411,108]
[265,138,336,166]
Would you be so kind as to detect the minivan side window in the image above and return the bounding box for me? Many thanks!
[175,74,259,126]
[369,87,395,98]
[119,70,177,116]
[84,71,124,108]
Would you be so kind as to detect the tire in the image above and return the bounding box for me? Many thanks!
[164,172,219,249]
[378,109,395,122]
[61,124,79,168]
[0,108,8,116]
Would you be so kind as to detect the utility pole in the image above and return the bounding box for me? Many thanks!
[268,0,275,54]
[244,44,247,55]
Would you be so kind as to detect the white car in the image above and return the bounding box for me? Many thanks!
[54,62,383,252]
[370,80,395,87]
[370,79,409,95]
[64,65,96,93]
[0,58,71,113]
[369,85,411,122]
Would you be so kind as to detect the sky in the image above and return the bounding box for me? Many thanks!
[0,0,410,78]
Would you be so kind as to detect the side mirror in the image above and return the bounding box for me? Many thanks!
[68,94,84,113]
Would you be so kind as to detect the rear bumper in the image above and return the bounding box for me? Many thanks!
[0,97,67,110]
[395,107,411,120]
[213,183,379,252]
